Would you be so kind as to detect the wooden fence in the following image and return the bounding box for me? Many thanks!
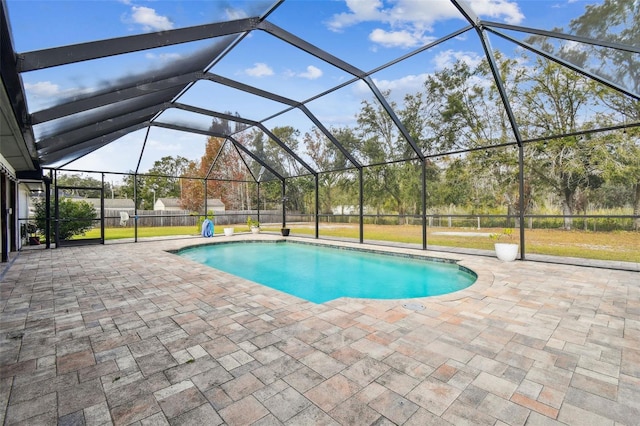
[103,209,288,228]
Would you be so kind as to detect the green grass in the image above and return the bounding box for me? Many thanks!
[76,224,639,263]
[102,226,201,239]
[287,224,639,263]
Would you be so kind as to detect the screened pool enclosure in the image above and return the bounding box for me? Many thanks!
[1,0,638,266]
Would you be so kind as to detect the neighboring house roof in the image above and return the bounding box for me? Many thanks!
[205,199,225,209]
[156,198,181,208]
[83,198,135,209]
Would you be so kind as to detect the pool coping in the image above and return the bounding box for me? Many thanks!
[168,234,494,306]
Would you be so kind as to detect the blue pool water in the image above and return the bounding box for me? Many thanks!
[178,242,476,303]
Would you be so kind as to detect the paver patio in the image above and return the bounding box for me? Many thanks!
[1,234,638,425]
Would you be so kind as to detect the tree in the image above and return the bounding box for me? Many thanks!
[143,156,190,208]
[177,115,256,212]
[522,1,639,228]
[567,0,639,97]
[519,58,606,229]
[180,129,258,212]
[179,160,205,212]
[120,173,144,208]
[213,133,254,210]
[355,93,422,220]
[118,156,190,209]
[34,197,96,241]
[398,93,443,211]
[270,126,306,177]
[432,157,471,208]
[421,57,515,152]
[417,54,523,215]
[265,126,309,213]
[180,135,225,212]
[597,127,640,229]
[55,173,102,198]
[594,90,640,229]
[304,127,353,214]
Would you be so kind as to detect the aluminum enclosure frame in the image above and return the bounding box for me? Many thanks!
[1,0,638,261]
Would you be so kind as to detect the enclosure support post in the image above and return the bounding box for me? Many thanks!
[133,174,138,243]
[44,174,51,249]
[422,160,427,250]
[134,127,151,244]
[478,27,526,260]
[257,182,260,225]
[100,173,105,244]
[315,174,319,239]
[518,145,526,259]
[54,171,59,248]
[203,179,208,215]
[1,175,7,262]
[281,180,286,228]
[359,168,363,244]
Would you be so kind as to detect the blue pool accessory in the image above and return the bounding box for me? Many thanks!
[201,219,214,237]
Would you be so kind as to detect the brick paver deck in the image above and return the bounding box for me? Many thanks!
[1,235,638,425]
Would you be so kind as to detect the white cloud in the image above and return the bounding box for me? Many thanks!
[145,52,183,62]
[327,0,524,47]
[298,65,323,80]
[352,73,430,102]
[351,49,488,101]
[369,28,435,48]
[372,73,430,94]
[468,0,524,24]
[148,138,182,152]
[328,0,387,31]
[328,0,455,33]
[130,6,173,31]
[245,63,274,77]
[560,40,584,54]
[23,81,90,110]
[24,81,61,98]
[225,7,249,20]
[434,49,483,70]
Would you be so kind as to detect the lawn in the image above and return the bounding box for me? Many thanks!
[78,224,639,263]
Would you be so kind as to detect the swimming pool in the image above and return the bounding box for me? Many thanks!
[177,241,477,303]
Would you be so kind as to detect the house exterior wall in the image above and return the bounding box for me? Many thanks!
[1,170,19,261]
[154,199,181,211]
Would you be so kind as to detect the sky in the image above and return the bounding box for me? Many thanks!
[5,0,601,178]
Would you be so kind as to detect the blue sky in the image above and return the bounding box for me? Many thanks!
[6,0,598,176]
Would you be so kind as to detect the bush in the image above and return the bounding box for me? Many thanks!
[34,198,97,241]
[195,210,215,233]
